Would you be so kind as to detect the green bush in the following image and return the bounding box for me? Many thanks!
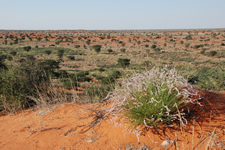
[117,58,130,69]
[107,49,113,53]
[10,51,17,56]
[107,66,201,128]
[67,55,75,60]
[57,49,65,59]
[23,46,32,52]
[151,44,157,49]
[45,50,52,55]
[0,60,58,112]
[209,51,217,56]
[93,45,102,53]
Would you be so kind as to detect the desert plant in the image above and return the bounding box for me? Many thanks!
[188,67,225,91]
[45,50,52,55]
[106,66,201,130]
[67,55,75,60]
[93,45,102,53]
[107,49,113,53]
[185,43,190,48]
[151,44,157,49]
[57,49,65,59]
[0,55,8,61]
[117,58,130,69]
[75,45,80,48]
[23,46,31,52]
[120,48,126,53]
[0,61,8,70]
[10,51,17,56]
[209,51,217,56]
[0,60,59,112]
[200,48,206,54]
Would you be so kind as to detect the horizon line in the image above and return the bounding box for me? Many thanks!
[0,27,225,31]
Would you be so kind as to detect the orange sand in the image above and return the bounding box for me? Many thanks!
[0,90,225,150]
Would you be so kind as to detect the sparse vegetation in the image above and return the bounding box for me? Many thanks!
[0,29,225,149]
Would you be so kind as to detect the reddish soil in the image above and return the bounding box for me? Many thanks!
[0,90,225,150]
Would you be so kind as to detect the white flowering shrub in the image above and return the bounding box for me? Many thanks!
[106,66,202,129]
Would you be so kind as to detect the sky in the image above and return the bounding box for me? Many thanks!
[0,0,225,30]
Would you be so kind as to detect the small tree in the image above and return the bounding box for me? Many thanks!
[93,45,102,53]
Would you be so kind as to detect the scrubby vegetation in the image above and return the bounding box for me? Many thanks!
[0,29,224,118]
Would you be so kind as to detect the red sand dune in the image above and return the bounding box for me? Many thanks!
[0,90,225,150]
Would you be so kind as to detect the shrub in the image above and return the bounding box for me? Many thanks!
[86,39,91,45]
[154,48,161,52]
[107,49,113,53]
[107,66,201,129]
[0,60,58,112]
[75,45,80,48]
[200,48,206,54]
[23,46,31,52]
[57,49,65,59]
[0,61,7,70]
[193,44,204,49]
[209,51,217,56]
[120,48,126,53]
[45,50,52,55]
[185,43,190,48]
[67,55,75,60]
[151,44,157,49]
[0,55,7,61]
[10,51,17,56]
[221,43,225,46]
[93,45,101,53]
[188,67,225,91]
[117,58,130,69]
[26,55,36,62]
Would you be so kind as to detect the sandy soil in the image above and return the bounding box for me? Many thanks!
[0,90,225,150]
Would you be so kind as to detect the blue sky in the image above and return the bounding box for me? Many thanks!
[0,0,225,30]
